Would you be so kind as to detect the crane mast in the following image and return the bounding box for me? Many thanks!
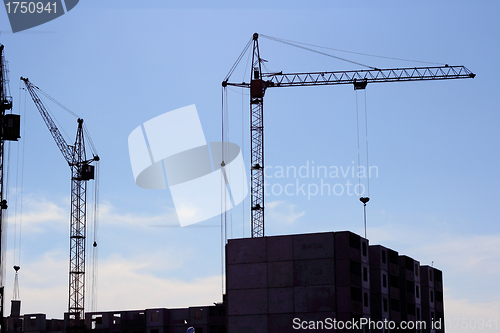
[223,33,475,238]
[21,77,98,333]
[0,44,20,333]
[249,35,265,238]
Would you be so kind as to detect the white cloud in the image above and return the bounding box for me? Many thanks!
[367,221,500,331]
[98,201,179,227]
[7,194,180,233]
[266,201,283,210]
[266,200,305,224]
[3,196,221,318]
[367,223,500,277]
[7,250,222,319]
[417,235,500,275]
[444,293,500,333]
[96,255,222,312]
[6,194,67,233]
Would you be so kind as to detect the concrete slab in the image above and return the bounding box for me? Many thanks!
[296,285,336,313]
[335,231,362,260]
[268,288,294,314]
[24,314,46,332]
[146,326,166,333]
[268,313,296,333]
[267,261,293,288]
[189,307,208,325]
[336,286,352,313]
[146,309,167,327]
[293,259,335,286]
[227,262,267,290]
[227,314,267,333]
[228,289,268,315]
[308,285,336,312]
[267,235,293,262]
[293,232,334,260]
[226,237,267,264]
[293,286,309,313]
[168,308,189,327]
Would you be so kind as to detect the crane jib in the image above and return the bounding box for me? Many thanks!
[225,65,475,90]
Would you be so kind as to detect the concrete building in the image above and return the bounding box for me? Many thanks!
[6,306,226,333]
[4,230,443,333]
[226,231,443,333]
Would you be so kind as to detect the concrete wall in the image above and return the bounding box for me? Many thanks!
[227,231,373,333]
[227,232,339,333]
[82,305,224,333]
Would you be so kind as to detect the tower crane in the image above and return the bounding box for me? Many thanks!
[21,77,98,333]
[222,33,475,238]
[0,44,21,333]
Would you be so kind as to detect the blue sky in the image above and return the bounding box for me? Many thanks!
[0,1,499,331]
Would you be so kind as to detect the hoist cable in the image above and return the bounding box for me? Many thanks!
[363,204,367,239]
[355,90,370,239]
[90,160,100,312]
[32,84,98,158]
[224,38,253,82]
[17,101,26,268]
[355,91,361,191]
[83,125,98,157]
[364,90,370,197]
[220,87,225,298]
[241,44,252,238]
[224,88,232,240]
[260,34,445,66]
[260,34,377,70]
[241,87,245,238]
[37,88,79,118]
[29,84,77,144]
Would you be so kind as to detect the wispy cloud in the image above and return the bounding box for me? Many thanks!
[367,221,500,332]
[7,194,180,232]
[444,293,500,332]
[6,194,67,232]
[98,201,179,227]
[418,235,500,275]
[266,200,305,224]
[7,250,222,318]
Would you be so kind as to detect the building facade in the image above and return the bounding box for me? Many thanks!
[226,231,444,333]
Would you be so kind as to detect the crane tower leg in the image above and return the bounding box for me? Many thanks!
[0,44,19,333]
[68,120,86,333]
[250,33,265,238]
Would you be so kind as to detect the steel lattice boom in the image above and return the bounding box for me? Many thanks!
[21,78,98,333]
[20,79,73,163]
[223,33,475,238]
[226,65,475,89]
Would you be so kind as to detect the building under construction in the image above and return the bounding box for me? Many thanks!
[4,230,444,333]
[1,33,470,332]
